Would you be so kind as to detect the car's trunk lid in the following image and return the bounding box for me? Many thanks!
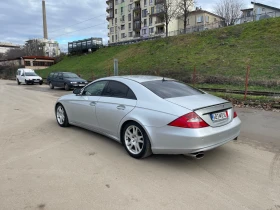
[165,94,234,127]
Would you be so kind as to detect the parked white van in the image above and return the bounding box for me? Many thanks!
[16,68,43,85]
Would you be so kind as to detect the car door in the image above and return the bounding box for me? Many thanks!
[51,73,58,86]
[57,73,64,87]
[96,80,137,138]
[67,80,108,130]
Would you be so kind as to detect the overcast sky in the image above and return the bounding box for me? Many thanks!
[0,0,279,51]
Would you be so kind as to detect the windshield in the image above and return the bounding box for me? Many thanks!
[141,80,204,99]
[25,72,38,76]
[63,73,79,78]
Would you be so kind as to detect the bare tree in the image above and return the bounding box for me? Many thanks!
[156,0,180,37]
[177,0,194,32]
[214,0,242,26]
[5,48,26,59]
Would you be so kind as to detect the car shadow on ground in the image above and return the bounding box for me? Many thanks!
[46,118,235,169]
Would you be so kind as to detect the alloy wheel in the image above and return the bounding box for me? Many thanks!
[124,125,144,155]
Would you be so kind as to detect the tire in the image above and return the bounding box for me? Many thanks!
[17,79,21,85]
[64,83,70,91]
[49,82,54,89]
[39,82,43,85]
[122,122,152,159]
[55,103,69,127]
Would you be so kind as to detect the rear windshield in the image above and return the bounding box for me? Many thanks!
[141,80,204,99]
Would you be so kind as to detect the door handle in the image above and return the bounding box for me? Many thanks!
[89,101,96,106]
[117,105,125,110]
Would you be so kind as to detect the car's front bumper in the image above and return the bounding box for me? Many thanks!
[69,83,87,89]
[145,117,241,154]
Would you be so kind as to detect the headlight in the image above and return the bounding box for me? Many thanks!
[85,82,88,84]
[70,82,77,84]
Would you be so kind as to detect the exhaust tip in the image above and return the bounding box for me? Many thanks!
[195,153,204,159]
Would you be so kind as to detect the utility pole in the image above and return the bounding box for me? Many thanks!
[42,0,48,39]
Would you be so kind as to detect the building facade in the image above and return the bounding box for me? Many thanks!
[25,39,61,58]
[106,0,182,44]
[237,2,280,24]
[177,9,225,33]
[0,56,55,70]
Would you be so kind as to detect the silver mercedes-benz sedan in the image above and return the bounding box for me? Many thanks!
[55,75,241,159]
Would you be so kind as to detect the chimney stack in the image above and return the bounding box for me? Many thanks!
[42,0,48,39]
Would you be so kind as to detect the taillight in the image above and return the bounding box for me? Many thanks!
[233,111,238,118]
[168,112,209,129]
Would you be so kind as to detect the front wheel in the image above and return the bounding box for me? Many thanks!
[55,104,69,127]
[122,122,152,159]
[17,79,21,85]
[49,82,54,89]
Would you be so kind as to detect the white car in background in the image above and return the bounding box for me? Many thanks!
[16,68,43,85]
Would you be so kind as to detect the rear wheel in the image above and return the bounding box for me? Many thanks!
[49,82,54,89]
[65,83,70,91]
[17,79,21,85]
[122,122,152,159]
[55,104,69,127]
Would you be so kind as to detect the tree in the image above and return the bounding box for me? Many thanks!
[157,0,180,37]
[5,48,26,59]
[214,0,243,26]
[177,0,194,32]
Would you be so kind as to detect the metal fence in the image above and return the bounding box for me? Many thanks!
[234,11,280,25]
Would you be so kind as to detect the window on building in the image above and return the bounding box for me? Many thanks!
[144,19,147,27]
[115,9,117,14]
[149,27,154,34]
[115,35,118,41]
[129,32,133,37]
[142,29,147,34]
[197,16,203,23]
[121,7,124,14]
[112,35,114,42]
[115,26,117,32]
[262,8,265,11]
[121,24,125,30]
[206,16,209,23]
[115,18,117,24]
[128,4,133,11]
[110,27,114,33]
[149,17,152,26]
[111,19,114,25]
[121,33,126,38]
[129,22,132,30]
[144,0,147,6]
[151,7,154,14]
[121,0,124,2]
[122,15,125,21]
[187,18,189,24]
[128,13,131,21]
[25,61,31,66]
[142,9,147,17]
[214,18,217,21]
[150,0,153,5]
[115,0,118,5]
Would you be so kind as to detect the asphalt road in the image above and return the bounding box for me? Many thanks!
[0,80,280,210]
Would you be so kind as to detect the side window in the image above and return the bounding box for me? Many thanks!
[102,81,136,99]
[53,73,58,78]
[58,73,63,79]
[83,81,108,96]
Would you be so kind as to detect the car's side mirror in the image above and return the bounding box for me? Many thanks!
[73,88,82,95]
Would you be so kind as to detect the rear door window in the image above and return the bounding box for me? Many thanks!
[102,81,136,99]
[141,80,204,99]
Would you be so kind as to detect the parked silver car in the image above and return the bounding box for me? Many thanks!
[55,76,241,159]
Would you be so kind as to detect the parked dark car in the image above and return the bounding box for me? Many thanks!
[48,72,88,90]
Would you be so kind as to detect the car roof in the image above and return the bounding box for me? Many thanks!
[104,75,174,83]
[19,68,34,72]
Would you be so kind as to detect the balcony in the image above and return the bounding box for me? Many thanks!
[133,6,141,12]
[155,30,165,35]
[106,0,113,4]
[155,19,165,26]
[106,15,114,21]
[133,15,141,21]
[133,23,141,31]
[150,9,164,16]
[106,5,114,12]
[155,0,164,4]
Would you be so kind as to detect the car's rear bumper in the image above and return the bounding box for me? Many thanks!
[145,117,241,154]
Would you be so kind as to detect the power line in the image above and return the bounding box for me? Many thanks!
[49,14,107,34]
[51,22,107,38]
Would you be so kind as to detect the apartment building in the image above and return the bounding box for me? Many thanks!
[106,0,181,44]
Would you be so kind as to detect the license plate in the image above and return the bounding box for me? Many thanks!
[79,84,85,86]
[211,111,228,121]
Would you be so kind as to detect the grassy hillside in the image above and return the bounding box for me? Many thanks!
[37,17,280,87]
